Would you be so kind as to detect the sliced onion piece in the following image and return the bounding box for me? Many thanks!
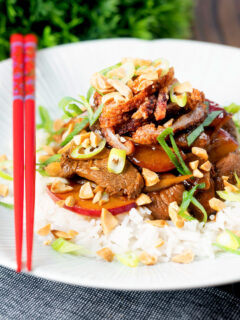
[170,83,187,107]
[70,139,106,160]
[108,148,126,174]
[107,62,135,84]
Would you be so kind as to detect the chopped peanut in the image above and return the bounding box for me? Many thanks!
[136,193,152,206]
[155,238,165,248]
[99,193,109,206]
[97,247,114,262]
[192,147,208,160]
[51,230,72,240]
[42,145,55,155]
[82,138,90,148]
[94,186,105,194]
[0,154,7,162]
[90,132,101,148]
[62,123,74,141]
[139,252,157,265]
[146,220,168,228]
[58,140,75,154]
[79,182,94,199]
[51,180,73,193]
[222,176,229,182]
[0,184,8,197]
[142,168,159,187]
[44,240,52,246]
[189,160,199,170]
[75,132,91,145]
[38,155,51,163]
[90,166,100,171]
[200,160,212,172]
[37,224,51,236]
[174,81,193,94]
[68,230,79,237]
[168,201,185,228]
[65,195,75,207]
[45,162,61,177]
[163,118,174,128]
[53,119,64,131]
[193,169,204,178]
[209,197,226,211]
[101,208,119,235]
[224,180,239,192]
[92,191,102,204]
[172,249,194,264]
[56,200,65,207]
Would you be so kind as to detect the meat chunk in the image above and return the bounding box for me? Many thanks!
[215,151,240,190]
[175,131,210,151]
[131,95,156,121]
[131,123,164,145]
[172,104,207,133]
[147,184,185,220]
[222,118,238,140]
[186,88,205,110]
[154,88,168,121]
[60,149,144,199]
[102,127,135,155]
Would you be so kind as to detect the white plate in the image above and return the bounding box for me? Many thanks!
[1,39,240,291]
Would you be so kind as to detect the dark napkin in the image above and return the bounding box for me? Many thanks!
[0,266,240,320]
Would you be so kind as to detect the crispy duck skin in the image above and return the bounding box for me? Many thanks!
[154,87,168,121]
[186,88,205,110]
[131,123,164,145]
[60,149,144,199]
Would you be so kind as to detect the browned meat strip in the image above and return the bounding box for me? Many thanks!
[60,149,144,199]
[154,88,168,121]
[189,179,216,221]
[147,184,185,220]
[186,88,205,110]
[222,118,238,140]
[172,104,207,133]
[117,119,148,135]
[102,127,135,155]
[131,95,156,120]
[175,131,210,151]
[99,82,159,128]
[215,151,240,190]
[131,123,164,145]
[166,102,182,118]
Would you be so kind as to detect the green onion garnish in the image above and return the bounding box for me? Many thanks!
[213,243,240,255]
[86,86,95,102]
[224,103,240,114]
[46,127,65,145]
[52,238,85,255]
[213,229,240,255]
[100,62,121,76]
[157,128,190,175]
[60,117,89,147]
[0,170,13,181]
[0,201,14,209]
[36,168,49,176]
[58,96,83,118]
[191,197,207,223]
[37,106,53,133]
[116,252,139,267]
[38,154,61,167]
[187,110,222,146]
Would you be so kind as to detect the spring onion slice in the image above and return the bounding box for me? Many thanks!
[46,127,65,145]
[0,170,13,181]
[234,172,240,188]
[60,117,89,147]
[108,148,126,174]
[152,58,169,76]
[217,190,240,203]
[52,238,85,255]
[78,95,94,119]
[86,86,95,102]
[169,133,191,175]
[213,243,240,255]
[170,83,187,107]
[90,103,104,127]
[187,111,222,146]
[100,62,121,76]
[38,154,61,167]
[0,201,14,209]
[58,96,83,118]
[71,139,106,160]
[216,230,240,250]
[157,128,186,175]
[37,106,53,133]
[191,197,207,223]
[116,252,139,268]
[178,183,205,219]
[36,168,49,176]
[224,103,240,114]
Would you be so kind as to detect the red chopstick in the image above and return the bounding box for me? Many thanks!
[24,34,37,271]
[10,34,25,272]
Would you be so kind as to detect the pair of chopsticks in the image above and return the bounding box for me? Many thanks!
[10,34,37,272]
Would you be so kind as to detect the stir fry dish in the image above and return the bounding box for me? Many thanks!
[34,57,240,266]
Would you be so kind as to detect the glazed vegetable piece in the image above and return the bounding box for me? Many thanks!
[46,184,136,217]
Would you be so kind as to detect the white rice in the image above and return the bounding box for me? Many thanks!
[35,130,240,263]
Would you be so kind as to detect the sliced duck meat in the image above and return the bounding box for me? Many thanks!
[189,179,216,221]
[131,95,156,121]
[215,151,240,190]
[166,102,183,118]
[171,104,207,133]
[186,88,205,110]
[175,131,210,151]
[147,184,185,220]
[154,88,168,121]
[102,127,135,155]
[131,123,164,145]
[60,149,144,199]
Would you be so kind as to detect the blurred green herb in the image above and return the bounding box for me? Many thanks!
[1,0,194,60]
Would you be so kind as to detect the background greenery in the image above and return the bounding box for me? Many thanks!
[0,0,194,61]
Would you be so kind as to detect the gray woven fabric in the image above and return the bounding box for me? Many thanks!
[0,266,239,320]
